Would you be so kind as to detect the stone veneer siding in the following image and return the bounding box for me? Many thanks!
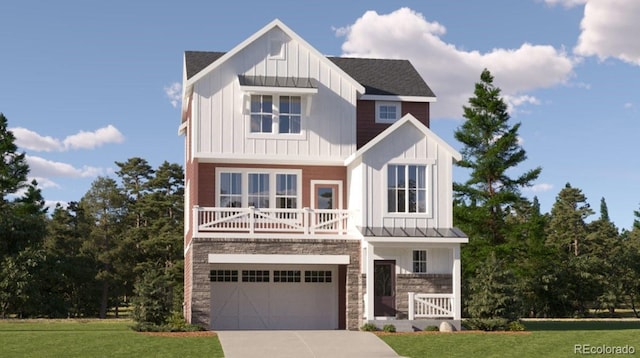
[189,237,362,330]
[361,274,452,319]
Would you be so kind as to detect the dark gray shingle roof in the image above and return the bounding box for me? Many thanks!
[185,51,225,80]
[328,57,435,97]
[184,51,435,98]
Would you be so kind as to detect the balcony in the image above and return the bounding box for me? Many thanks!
[192,206,352,237]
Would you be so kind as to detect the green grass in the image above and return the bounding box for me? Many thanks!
[380,320,640,358]
[0,319,224,358]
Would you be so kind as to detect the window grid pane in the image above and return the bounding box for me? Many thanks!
[275,174,297,208]
[250,95,273,133]
[388,165,427,213]
[242,270,270,282]
[413,250,427,273]
[273,270,301,283]
[248,173,269,208]
[304,270,332,283]
[279,96,302,134]
[220,172,242,207]
[210,270,238,282]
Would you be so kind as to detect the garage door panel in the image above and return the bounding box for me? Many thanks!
[210,265,338,330]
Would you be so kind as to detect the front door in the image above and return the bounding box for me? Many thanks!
[373,260,396,317]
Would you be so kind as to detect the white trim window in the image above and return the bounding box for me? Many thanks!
[413,250,427,274]
[250,95,273,133]
[387,164,427,213]
[278,96,301,134]
[217,168,301,209]
[376,101,401,123]
[220,172,242,207]
[248,94,303,135]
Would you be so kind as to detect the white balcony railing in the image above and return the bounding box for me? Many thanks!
[193,206,351,236]
[408,293,454,320]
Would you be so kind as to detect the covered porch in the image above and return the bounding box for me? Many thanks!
[360,227,467,331]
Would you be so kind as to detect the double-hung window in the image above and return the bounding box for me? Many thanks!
[250,95,273,133]
[219,173,242,208]
[278,96,301,134]
[217,169,301,209]
[249,94,302,134]
[387,164,428,213]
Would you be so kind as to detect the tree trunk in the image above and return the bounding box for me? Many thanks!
[100,281,109,319]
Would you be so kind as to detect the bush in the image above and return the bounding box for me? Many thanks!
[424,325,439,332]
[131,311,205,332]
[360,323,378,331]
[462,318,509,331]
[382,324,396,333]
[508,320,526,331]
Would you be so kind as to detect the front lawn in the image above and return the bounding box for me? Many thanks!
[380,320,640,358]
[0,319,223,358]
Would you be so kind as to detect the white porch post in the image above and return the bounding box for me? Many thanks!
[365,242,375,321]
[452,245,462,322]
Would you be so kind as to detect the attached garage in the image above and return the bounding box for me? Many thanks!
[208,254,349,330]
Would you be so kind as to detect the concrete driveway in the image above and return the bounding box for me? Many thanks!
[216,330,400,358]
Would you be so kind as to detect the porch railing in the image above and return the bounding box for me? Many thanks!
[408,293,454,320]
[193,206,351,236]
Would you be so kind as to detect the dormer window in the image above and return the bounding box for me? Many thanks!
[376,101,401,123]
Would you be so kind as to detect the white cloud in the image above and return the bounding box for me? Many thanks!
[544,0,587,8]
[574,0,640,65]
[504,95,541,115]
[524,183,554,193]
[62,125,124,150]
[11,127,64,152]
[336,8,575,119]
[26,155,105,178]
[12,125,124,152]
[624,102,633,109]
[164,82,182,108]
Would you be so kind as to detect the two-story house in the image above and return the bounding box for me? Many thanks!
[180,19,467,331]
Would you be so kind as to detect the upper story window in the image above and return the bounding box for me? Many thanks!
[376,101,401,123]
[278,96,301,134]
[387,164,427,214]
[249,94,302,135]
[250,95,273,133]
[217,168,301,209]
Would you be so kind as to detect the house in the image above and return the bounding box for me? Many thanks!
[179,19,468,331]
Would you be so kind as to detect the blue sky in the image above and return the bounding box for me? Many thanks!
[1,0,639,230]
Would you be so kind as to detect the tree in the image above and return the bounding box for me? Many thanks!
[546,183,593,256]
[80,177,127,318]
[454,69,541,249]
[466,252,520,320]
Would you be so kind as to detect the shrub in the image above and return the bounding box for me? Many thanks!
[130,311,205,332]
[131,269,172,326]
[508,320,526,331]
[382,324,396,333]
[360,323,378,331]
[462,318,509,331]
[424,325,439,332]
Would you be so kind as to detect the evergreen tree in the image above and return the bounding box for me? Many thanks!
[546,183,593,256]
[80,177,127,318]
[454,69,541,250]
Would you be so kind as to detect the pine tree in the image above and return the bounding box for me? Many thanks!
[454,69,541,248]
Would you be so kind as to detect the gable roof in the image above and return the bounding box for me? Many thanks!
[184,51,435,99]
[185,51,225,80]
[344,113,461,166]
[328,57,435,98]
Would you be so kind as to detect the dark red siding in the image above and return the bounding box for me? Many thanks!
[356,100,430,148]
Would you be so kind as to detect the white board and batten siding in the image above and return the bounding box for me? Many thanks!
[191,27,358,163]
[373,247,454,275]
[348,120,457,230]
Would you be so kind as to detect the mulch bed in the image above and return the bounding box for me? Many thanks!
[139,331,217,337]
[374,330,532,336]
